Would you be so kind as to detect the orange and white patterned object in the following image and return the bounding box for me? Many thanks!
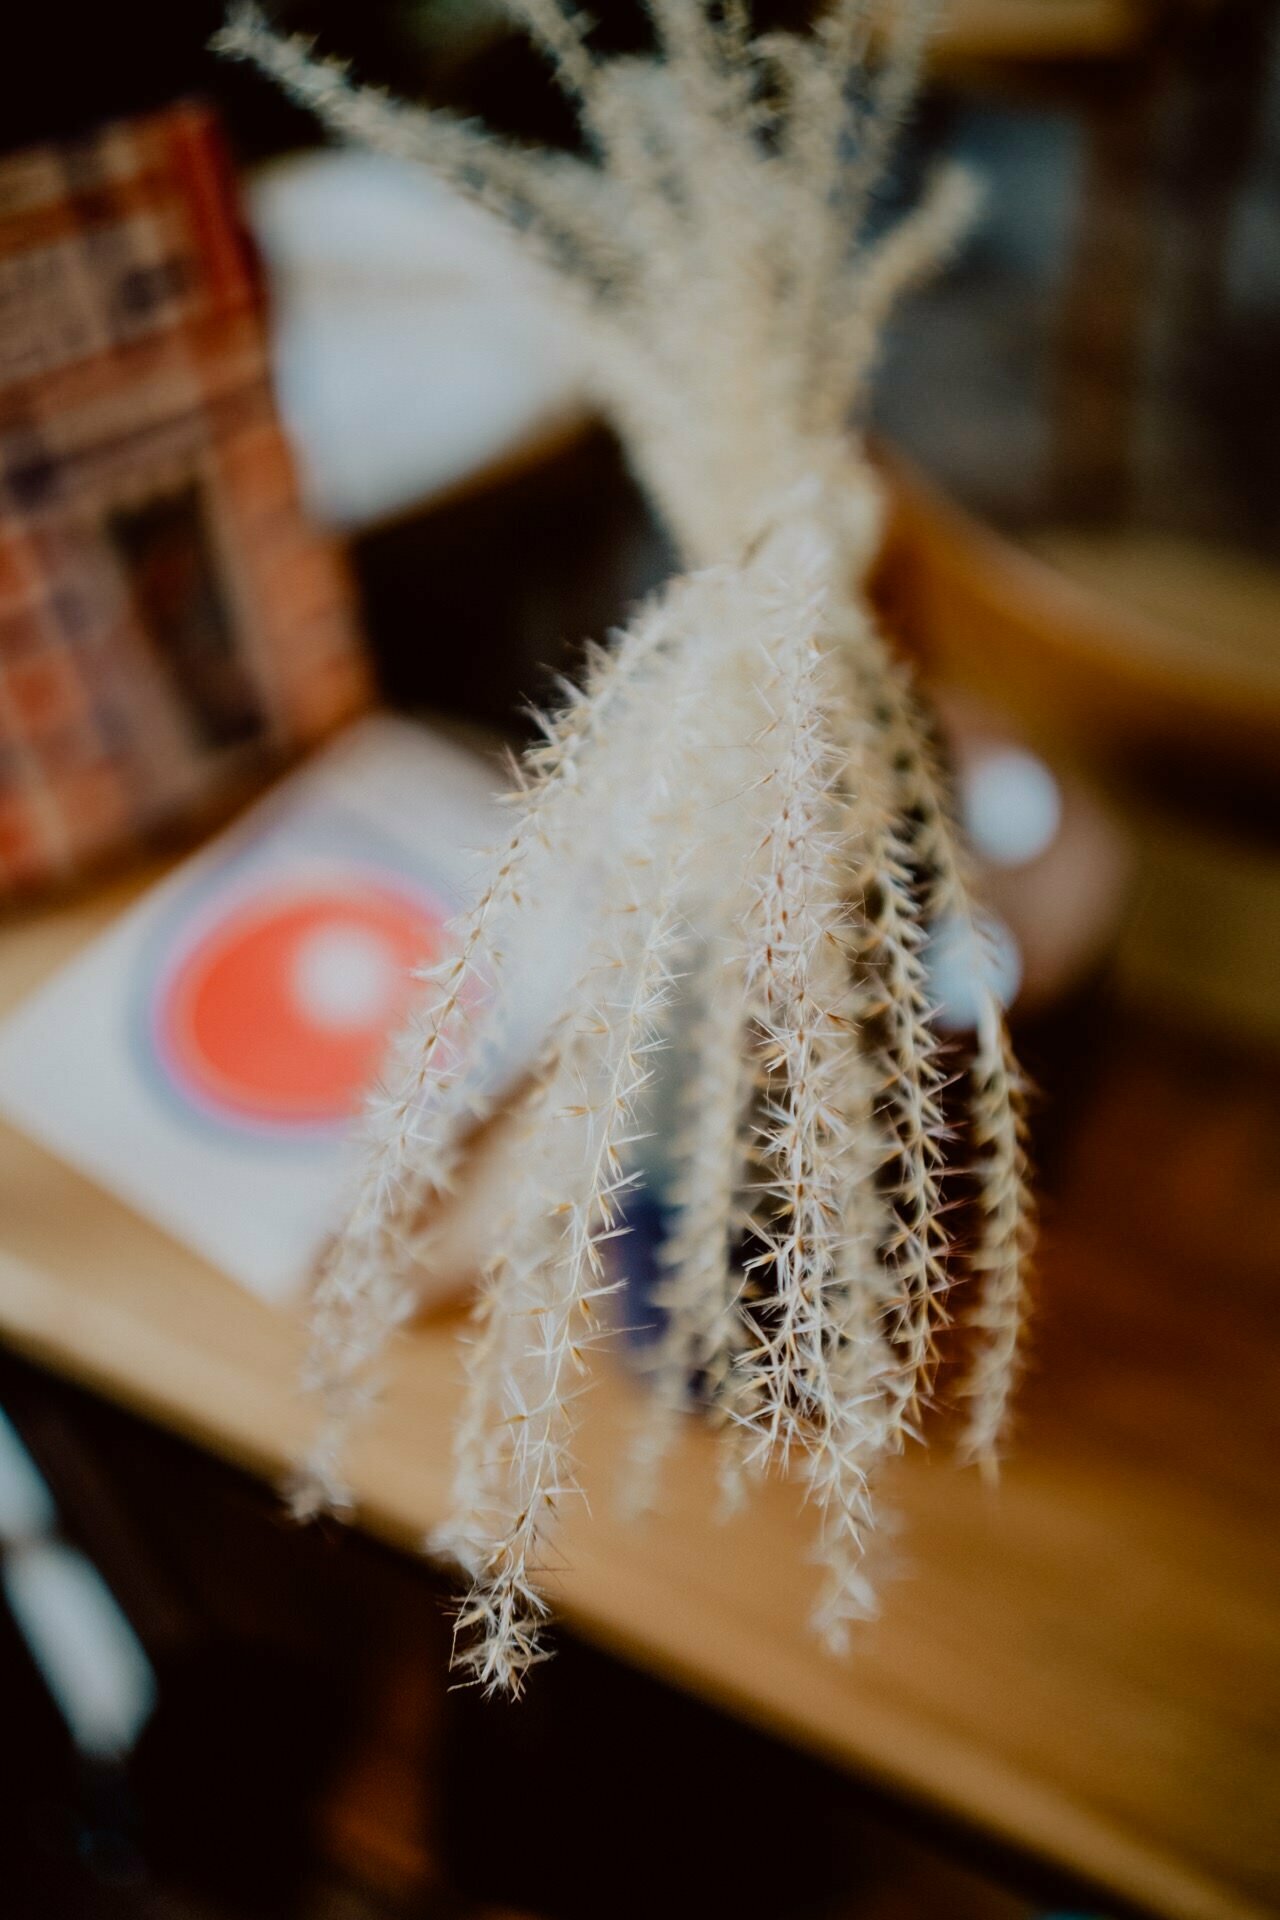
[0,100,372,895]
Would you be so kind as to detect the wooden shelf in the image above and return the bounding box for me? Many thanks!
[0,874,1276,1920]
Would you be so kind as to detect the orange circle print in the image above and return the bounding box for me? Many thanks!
[158,876,443,1129]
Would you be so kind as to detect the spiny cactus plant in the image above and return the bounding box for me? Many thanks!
[217,0,1032,1694]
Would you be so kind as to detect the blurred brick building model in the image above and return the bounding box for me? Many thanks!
[0,101,371,894]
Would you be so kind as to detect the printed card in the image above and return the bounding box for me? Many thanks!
[0,716,534,1306]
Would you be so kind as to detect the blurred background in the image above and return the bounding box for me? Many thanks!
[0,2,1276,1918]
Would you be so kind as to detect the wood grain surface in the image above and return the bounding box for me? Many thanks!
[0,874,1276,1920]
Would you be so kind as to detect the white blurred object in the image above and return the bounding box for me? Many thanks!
[3,1540,156,1758]
[926,910,1022,1033]
[247,150,588,529]
[293,922,401,1032]
[0,1406,56,1543]
[940,694,1131,1018]
[962,745,1063,868]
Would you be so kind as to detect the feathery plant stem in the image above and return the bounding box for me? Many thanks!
[501,0,599,106]
[822,160,980,427]
[624,937,752,1519]
[846,621,1031,1470]
[828,646,951,1449]
[734,533,858,1473]
[962,1022,1032,1473]
[293,578,695,1514]
[441,582,715,1688]
[215,6,627,291]
[221,0,1032,1689]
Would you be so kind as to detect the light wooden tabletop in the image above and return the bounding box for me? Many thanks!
[0,872,1276,1920]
